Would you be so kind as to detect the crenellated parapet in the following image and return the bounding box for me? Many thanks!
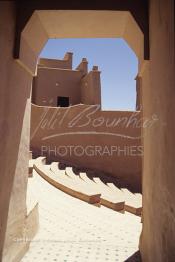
[76,58,88,76]
[38,52,73,70]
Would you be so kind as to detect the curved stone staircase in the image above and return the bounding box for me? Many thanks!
[29,157,142,216]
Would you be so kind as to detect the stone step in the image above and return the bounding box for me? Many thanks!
[98,180,142,216]
[107,182,142,215]
[34,159,101,205]
[80,173,124,211]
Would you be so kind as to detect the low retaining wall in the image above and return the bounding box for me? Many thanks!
[30,104,143,191]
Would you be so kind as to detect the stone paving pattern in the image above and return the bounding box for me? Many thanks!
[22,171,142,262]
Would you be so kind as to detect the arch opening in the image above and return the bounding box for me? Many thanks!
[3,9,146,262]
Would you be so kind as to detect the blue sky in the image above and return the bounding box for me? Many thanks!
[40,38,138,111]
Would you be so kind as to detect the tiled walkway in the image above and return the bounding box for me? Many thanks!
[22,170,142,262]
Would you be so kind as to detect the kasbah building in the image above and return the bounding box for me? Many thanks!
[0,1,174,262]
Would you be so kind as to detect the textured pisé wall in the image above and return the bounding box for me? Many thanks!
[31,104,142,191]
[140,0,175,261]
[0,2,35,261]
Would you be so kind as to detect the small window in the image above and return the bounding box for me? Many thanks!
[57,96,69,107]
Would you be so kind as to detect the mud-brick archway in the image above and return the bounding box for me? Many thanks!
[1,1,175,262]
[17,10,146,76]
[0,6,148,262]
[18,4,147,249]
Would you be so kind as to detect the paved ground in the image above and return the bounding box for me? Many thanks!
[22,170,142,262]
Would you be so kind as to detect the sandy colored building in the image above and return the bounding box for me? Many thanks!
[0,1,175,262]
[32,53,101,107]
[31,53,142,192]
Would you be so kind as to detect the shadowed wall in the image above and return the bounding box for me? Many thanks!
[30,104,142,191]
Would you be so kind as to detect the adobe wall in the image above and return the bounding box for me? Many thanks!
[33,68,83,106]
[0,2,37,261]
[32,61,102,107]
[81,67,101,106]
[30,104,143,191]
[39,53,73,69]
[140,0,175,261]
